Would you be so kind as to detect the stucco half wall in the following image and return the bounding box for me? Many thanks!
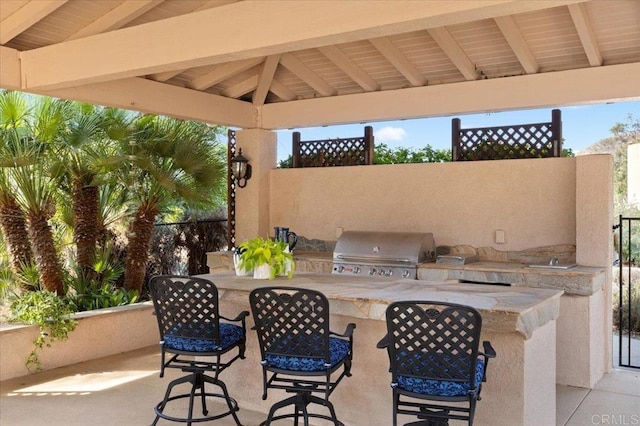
[269,156,578,250]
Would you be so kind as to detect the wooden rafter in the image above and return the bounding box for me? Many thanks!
[65,0,164,41]
[568,3,602,67]
[222,75,258,98]
[148,70,184,82]
[427,27,478,81]
[187,58,263,91]
[318,45,379,92]
[269,79,297,102]
[494,15,539,74]
[253,55,280,106]
[0,0,67,44]
[369,36,426,87]
[280,53,336,97]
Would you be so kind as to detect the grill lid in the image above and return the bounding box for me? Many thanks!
[333,231,435,265]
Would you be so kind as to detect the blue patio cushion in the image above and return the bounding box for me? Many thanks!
[264,337,350,372]
[396,357,485,397]
[164,323,244,353]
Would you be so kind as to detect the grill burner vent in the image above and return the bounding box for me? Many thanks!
[332,231,435,279]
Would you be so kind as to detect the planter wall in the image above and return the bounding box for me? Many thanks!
[0,302,158,381]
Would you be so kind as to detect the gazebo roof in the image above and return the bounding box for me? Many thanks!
[1,0,639,129]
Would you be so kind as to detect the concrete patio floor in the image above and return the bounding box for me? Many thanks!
[1,345,638,426]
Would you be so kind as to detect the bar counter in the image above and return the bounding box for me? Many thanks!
[199,272,563,426]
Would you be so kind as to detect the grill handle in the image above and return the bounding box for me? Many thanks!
[335,255,413,264]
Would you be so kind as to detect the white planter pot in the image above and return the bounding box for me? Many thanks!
[253,264,272,279]
[233,253,252,276]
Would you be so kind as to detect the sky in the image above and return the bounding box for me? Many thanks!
[275,100,640,161]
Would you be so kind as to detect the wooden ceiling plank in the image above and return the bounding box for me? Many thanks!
[427,27,478,81]
[318,45,379,92]
[148,69,184,82]
[20,0,587,90]
[66,0,165,41]
[222,74,259,98]
[280,53,337,97]
[494,15,539,74]
[253,55,281,106]
[369,36,426,87]
[0,0,67,44]
[269,79,297,102]
[568,3,603,67]
[187,57,264,90]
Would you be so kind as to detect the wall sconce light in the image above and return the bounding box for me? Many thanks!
[230,148,252,188]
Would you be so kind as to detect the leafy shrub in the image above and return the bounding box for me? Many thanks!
[9,290,78,372]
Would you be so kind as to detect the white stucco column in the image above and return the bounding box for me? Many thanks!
[560,154,613,387]
[234,128,277,244]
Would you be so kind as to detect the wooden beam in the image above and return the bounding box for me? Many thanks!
[148,70,184,82]
[44,77,256,128]
[318,45,379,92]
[568,3,602,67]
[280,53,337,97]
[0,46,22,90]
[260,62,640,129]
[222,75,259,98]
[494,15,539,74]
[66,0,164,41]
[370,37,426,87]
[19,0,585,90]
[269,79,297,102]
[0,0,67,44]
[253,55,280,106]
[187,58,263,90]
[427,27,478,81]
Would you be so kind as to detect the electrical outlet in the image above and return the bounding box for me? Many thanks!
[495,229,506,244]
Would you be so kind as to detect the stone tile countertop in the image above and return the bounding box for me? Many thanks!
[199,272,562,340]
[417,261,606,296]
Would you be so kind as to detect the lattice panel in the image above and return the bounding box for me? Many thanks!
[452,109,562,161]
[293,126,374,168]
[227,129,236,249]
[298,139,369,167]
[250,288,329,358]
[387,302,481,381]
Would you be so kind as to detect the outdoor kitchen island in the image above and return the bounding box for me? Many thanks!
[198,271,563,426]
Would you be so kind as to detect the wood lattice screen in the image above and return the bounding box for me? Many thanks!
[292,126,374,167]
[452,109,562,161]
[227,129,237,249]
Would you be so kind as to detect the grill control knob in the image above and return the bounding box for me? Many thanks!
[402,270,411,278]
[378,269,384,276]
[385,270,393,277]
[336,265,344,273]
[369,268,376,275]
[353,266,361,274]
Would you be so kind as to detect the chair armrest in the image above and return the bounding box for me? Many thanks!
[330,323,356,338]
[480,341,496,358]
[376,334,389,349]
[221,311,250,323]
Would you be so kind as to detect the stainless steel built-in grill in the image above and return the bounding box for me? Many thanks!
[332,231,435,279]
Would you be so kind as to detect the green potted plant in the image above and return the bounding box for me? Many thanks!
[237,237,295,279]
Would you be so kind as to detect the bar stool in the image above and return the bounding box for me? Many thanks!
[377,301,496,426]
[149,275,249,426]
[249,286,355,425]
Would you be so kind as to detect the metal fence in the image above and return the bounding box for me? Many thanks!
[616,215,640,369]
[147,218,228,279]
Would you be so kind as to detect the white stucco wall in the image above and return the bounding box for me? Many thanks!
[269,157,577,250]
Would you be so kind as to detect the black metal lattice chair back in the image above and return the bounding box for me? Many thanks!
[378,301,496,426]
[149,275,249,426]
[250,287,356,426]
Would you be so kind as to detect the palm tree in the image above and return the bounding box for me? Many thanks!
[106,113,226,292]
[0,91,35,277]
[1,94,72,295]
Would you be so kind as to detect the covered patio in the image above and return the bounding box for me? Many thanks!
[1,1,640,425]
